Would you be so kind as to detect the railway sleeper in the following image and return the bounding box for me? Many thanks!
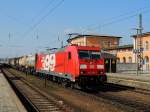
[36,104,56,107]
[33,101,52,104]
[38,107,60,110]
[38,106,60,110]
[31,99,50,102]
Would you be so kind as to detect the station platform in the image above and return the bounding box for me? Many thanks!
[0,70,27,112]
[107,72,150,90]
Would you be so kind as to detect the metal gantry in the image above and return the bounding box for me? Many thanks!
[133,14,143,75]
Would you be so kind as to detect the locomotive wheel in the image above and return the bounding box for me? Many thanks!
[62,81,71,88]
[62,82,68,88]
[71,82,76,89]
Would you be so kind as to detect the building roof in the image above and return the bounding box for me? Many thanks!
[117,44,133,49]
[67,34,122,42]
[101,51,116,59]
[132,32,150,38]
[104,44,133,50]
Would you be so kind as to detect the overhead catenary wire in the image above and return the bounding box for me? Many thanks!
[29,0,56,26]
[1,0,56,25]
[93,5,150,27]
[0,0,57,40]
[0,8,26,26]
[97,9,150,29]
[82,5,150,33]
[22,0,65,38]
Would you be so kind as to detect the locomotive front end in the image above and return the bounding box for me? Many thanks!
[77,47,107,88]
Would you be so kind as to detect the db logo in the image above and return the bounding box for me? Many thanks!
[42,54,56,71]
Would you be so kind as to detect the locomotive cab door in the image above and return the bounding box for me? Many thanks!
[66,51,77,77]
[104,59,116,73]
[111,59,116,73]
[105,59,110,73]
[66,52,72,74]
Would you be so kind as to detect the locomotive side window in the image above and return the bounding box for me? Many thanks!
[68,52,71,60]
[78,50,101,59]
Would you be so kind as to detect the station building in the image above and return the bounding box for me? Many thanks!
[106,44,133,63]
[67,34,122,49]
[67,32,150,72]
[133,32,150,71]
[67,34,122,73]
[106,32,150,71]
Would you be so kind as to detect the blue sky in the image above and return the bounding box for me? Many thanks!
[0,0,150,58]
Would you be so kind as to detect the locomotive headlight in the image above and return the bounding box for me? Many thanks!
[80,71,86,74]
[80,64,87,69]
[97,65,104,69]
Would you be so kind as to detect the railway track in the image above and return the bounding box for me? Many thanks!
[92,83,150,112]
[53,78,150,112]
[66,80,150,112]
[94,91,150,112]
[101,82,150,96]
[4,68,150,112]
[2,69,74,112]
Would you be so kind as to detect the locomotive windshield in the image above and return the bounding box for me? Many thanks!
[78,50,101,59]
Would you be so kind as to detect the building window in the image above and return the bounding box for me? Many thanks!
[144,56,149,64]
[128,57,132,63]
[144,41,149,50]
[108,41,111,47]
[144,56,149,70]
[123,57,126,63]
[117,58,120,63]
[81,42,84,46]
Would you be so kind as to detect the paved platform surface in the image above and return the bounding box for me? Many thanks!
[107,72,150,90]
[107,73,150,82]
[0,70,27,112]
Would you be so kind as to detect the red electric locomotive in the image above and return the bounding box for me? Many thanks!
[36,45,107,89]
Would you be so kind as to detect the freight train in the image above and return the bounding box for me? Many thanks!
[8,45,107,89]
